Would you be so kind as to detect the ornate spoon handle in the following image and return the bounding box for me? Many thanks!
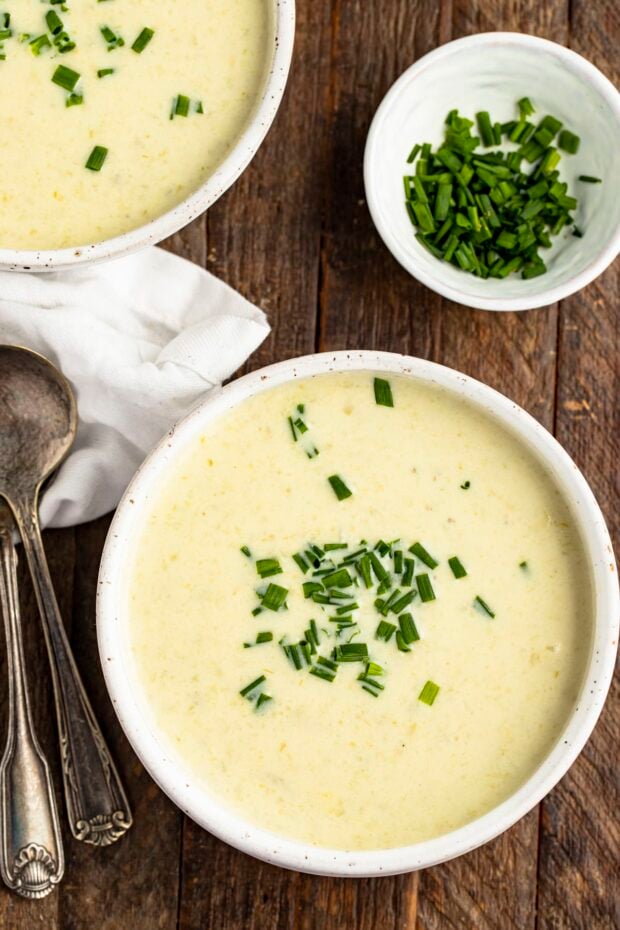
[0,510,64,897]
[10,494,132,847]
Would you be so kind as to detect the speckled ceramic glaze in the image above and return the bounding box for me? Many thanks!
[97,351,619,877]
[0,0,295,272]
[365,33,620,310]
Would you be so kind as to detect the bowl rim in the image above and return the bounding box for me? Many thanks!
[0,0,295,272]
[97,349,619,877]
[364,31,620,311]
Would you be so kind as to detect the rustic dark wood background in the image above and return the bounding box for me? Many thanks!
[1,1,618,927]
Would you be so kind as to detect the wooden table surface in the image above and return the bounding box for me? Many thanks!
[1,1,618,927]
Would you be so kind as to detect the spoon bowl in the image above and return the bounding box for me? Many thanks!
[0,346,76,497]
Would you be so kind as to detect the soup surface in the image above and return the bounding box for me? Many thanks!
[0,0,271,249]
[129,371,591,850]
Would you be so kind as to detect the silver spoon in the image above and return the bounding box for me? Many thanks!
[0,502,64,897]
[0,345,132,847]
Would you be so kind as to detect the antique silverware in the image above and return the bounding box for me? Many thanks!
[0,502,64,897]
[0,345,132,847]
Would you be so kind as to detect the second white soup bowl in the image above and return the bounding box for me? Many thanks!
[97,351,618,876]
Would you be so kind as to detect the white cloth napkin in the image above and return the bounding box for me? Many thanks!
[0,247,270,528]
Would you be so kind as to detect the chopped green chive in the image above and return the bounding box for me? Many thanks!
[302,581,323,599]
[322,567,353,589]
[261,583,288,612]
[240,545,252,558]
[292,552,309,574]
[66,93,83,107]
[29,34,51,55]
[310,655,338,682]
[389,589,416,614]
[335,643,368,662]
[519,560,528,570]
[256,558,282,578]
[403,100,588,280]
[395,631,411,652]
[131,26,154,53]
[476,111,494,147]
[243,631,273,648]
[578,175,602,183]
[52,64,80,92]
[256,692,272,710]
[97,67,115,78]
[328,474,352,501]
[357,554,373,588]
[240,675,266,698]
[368,552,387,582]
[171,94,190,118]
[100,25,124,50]
[85,146,108,172]
[448,556,467,579]
[416,573,436,603]
[375,619,396,642]
[373,377,394,407]
[54,30,75,53]
[45,10,63,35]
[474,595,495,618]
[409,542,438,569]
[518,97,535,118]
[398,612,420,644]
[407,143,421,164]
[418,680,440,706]
[558,129,580,154]
[460,480,471,490]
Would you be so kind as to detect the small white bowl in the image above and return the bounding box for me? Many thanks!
[364,33,620,311]
[0,0,295,273]
[97,350,618,877]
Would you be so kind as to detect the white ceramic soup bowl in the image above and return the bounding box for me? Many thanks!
[0,0,295,273]
[97,351,618,877]
[364,33,620,311]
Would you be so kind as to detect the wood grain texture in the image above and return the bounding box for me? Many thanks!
[533,5,620,927]
[0,2,617,928]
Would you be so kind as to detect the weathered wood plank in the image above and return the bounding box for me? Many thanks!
[318,0,445,361]
[0,528,74,928]
[533,11,619,929]
[535,276,618,930]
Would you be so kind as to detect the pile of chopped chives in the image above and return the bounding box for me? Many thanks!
[238,534,499,711]
[403,97,599,280]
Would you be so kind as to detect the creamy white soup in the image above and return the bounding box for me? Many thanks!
[0,0,271,249]
[129,372,592,850]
